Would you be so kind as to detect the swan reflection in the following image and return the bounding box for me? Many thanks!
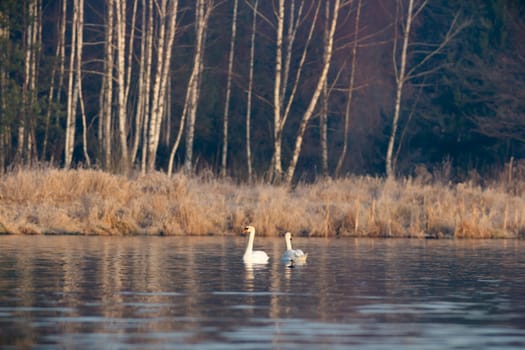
[243,261,268,291]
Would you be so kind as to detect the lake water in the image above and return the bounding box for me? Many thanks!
[1,236,525,349]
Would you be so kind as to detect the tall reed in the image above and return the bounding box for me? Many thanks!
[0,167,523,238]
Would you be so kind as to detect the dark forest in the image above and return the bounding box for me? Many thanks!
[0,0,524,183]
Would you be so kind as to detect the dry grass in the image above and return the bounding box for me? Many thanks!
[0,167,524,238]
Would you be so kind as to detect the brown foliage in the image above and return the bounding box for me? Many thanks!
[0,168,523,238]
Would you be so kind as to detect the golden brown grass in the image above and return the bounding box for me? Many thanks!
[0,167,524,238]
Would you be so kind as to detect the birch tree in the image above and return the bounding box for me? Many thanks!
[335,0,361,177]
[184,0,212,174]
[114,0,130,170]
[284,0,340,185]
[167,69,191,176]
[319,1,330,177]
[245,0,258,182]
[271,0,285,180]
[146,0,178,172]
[76,0,89,166]
[18,0,42,165]
[99,0,114,170]
[125,0,138,118]
[139,0,154,173]
[43,0,67,161]
[220,0,238,178]
[64,0,81,168]
[132,0,149,166]
[385,0,469,178]
[271,0,319,182]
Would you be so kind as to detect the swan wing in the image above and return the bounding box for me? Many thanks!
[281,250,295,262]
[281,249,308,262]
[244,250,269,263]
[293,249,306,257]
[281,249,307,263]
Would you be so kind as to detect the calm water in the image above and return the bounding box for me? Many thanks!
[1,236,525,349]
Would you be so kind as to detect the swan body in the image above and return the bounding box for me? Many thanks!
[281,232,307,264]
[242,226,269,264]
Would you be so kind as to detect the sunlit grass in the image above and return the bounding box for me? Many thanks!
[0,167,523,238]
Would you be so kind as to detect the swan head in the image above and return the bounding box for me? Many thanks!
[242,225,255,235]
[285,232,293,241]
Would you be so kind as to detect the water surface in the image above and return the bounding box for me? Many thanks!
[1,236,524,349]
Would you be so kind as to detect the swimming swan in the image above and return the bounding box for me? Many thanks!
[242,226,269,264]
[281,232,307,264]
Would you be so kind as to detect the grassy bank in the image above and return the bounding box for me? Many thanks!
[0,168,524,238]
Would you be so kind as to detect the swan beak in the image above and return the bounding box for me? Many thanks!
[241,226,249,235]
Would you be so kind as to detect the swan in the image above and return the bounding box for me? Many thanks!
[242,225,269,264]
[281,232,307,264]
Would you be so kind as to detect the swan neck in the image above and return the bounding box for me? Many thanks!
[245,231,255,255]
[285,236,292,250]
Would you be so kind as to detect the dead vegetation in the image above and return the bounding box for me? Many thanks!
[0,168,523,238]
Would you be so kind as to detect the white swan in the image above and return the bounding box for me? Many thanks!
[281,232,307,264]
[242,225,269,264]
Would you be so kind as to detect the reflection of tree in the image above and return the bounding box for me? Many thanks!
[269,239,282,319]
[4,236,525,349]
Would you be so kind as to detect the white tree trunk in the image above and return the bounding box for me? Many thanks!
[115,0,129,170]
[281,2,319,128]
[19,0,41,164]
[167,74,192,176]
[386,0,414,179]
[386,0,467,178]
[220,0,238,178]
[100,0,114,170]
[76,0,90,166]
[320,0,330,177]
[132,0,147,166]
[140,0,154,173]
[245,0,258,182]
[335,0,361,177]
[320,81,328,176]
[123,0,138,166]
[44,0,67,160]
[271,0,319,182]
[271,0,285,180]
[124,0,138,112]
[79,90,90,166]
[184,0,211,174]
[64,0,80,168]
[281,0,304,106]
[285,0,340,185]
[29,0,42,163]
[146,0,168,171]
[147,0,179,172]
